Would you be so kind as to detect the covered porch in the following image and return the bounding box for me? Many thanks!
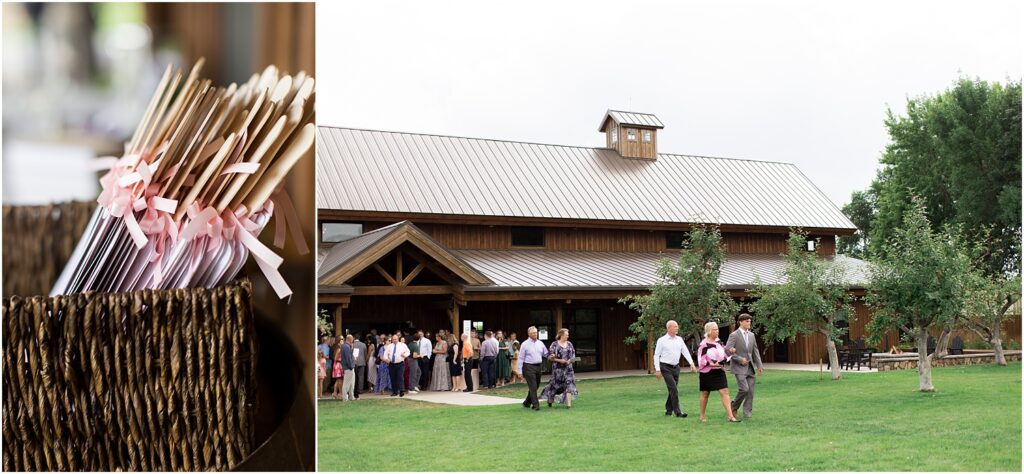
[318,221,878,368]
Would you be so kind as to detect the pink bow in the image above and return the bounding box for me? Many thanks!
[182,203,225,252]
[226,205,291,299]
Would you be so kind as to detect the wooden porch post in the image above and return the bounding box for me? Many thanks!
[334,306,344,337]
[555,304,564,332]
[450,302,460,335]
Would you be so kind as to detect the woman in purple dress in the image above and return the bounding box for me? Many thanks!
[540,328,578,408]
[374,335,391,394]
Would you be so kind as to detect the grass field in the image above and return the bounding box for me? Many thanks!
[318,362,1022,471]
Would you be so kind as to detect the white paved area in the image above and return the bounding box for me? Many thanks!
[323,389,520,406]
[763,362,878,373]
[321,363,877,407]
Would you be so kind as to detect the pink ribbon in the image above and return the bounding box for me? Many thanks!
[97,165,148,248]
[226,207,291,299]
[269,187,310,256]
[93,133,296,299]
[181,203,224,252]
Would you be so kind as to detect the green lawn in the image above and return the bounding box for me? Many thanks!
[318,363,1022,471]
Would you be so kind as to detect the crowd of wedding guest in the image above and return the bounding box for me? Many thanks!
[317,317,762,423]
[317,328,530,400]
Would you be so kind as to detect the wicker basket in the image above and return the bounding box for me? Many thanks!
[2,201,98,298]
[2,280,258,471]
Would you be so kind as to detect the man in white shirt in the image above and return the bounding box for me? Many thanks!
[653,320,696,418]
[416,330,432,391]
[725,313,764,418]
[384,333,412,397]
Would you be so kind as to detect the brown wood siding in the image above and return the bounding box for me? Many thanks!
[418,223,512,249]
[723,233,836,256]
[619,127,658,160]
[955,314,1022,346]
[614,125,647,159]
[329,223,839,256]
[816,236,836,256]
[641,129,657,159]
[547,228,663,252]
[604,120,625,155]
[600,304,645,370]
[723,233,787,254]
[763,300,900,364]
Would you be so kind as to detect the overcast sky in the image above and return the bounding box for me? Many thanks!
[316,0,1022,208]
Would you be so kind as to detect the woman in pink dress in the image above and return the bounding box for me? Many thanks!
[697,321,740,423]
[331,341,345,399]
[317,351,327,399]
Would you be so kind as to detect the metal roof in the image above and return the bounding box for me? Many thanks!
[317,221,404,280]
[599,110,665,130]
[453,249,870,290]
[317,220,492,285]
[318,126,857,231]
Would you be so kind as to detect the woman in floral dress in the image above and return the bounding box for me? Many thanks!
[374,335,391,394]
[540,328,578,408]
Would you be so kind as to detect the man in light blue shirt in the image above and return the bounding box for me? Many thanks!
[516,326,549,410]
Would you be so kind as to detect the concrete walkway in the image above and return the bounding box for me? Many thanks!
[327,390,521,406]
[321,363,877,407]
[763,362,878,373]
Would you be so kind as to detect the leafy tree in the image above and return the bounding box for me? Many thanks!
[865,77,1021,276]
[318,307,334,336]
[622,226,739,356]
[865,199,973,391]
[837,186,878,259]
[751,232,854,380]
[962,273,1021,366]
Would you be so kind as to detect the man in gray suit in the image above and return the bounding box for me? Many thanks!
[725,313,764,418]
[352,336,368,399]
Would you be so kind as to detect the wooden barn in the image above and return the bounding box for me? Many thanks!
[317,110,891,369]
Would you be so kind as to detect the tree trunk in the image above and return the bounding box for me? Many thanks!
[929,327,952,363]
[646,333,655,374]
[915,329,934,392]
[990,336,1007,366]
[825,337,842,380]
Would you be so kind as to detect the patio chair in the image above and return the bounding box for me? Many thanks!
[949,336,964,355]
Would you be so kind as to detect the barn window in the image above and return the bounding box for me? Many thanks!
[642,130,652,143]
[626,128,637,141]
[611,127,618,144]
[511,226,545,247]
[322,222,363,243]
[666,231,691,249]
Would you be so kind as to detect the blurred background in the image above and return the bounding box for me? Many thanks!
[2,2,314,205]
[1,2,315,469]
